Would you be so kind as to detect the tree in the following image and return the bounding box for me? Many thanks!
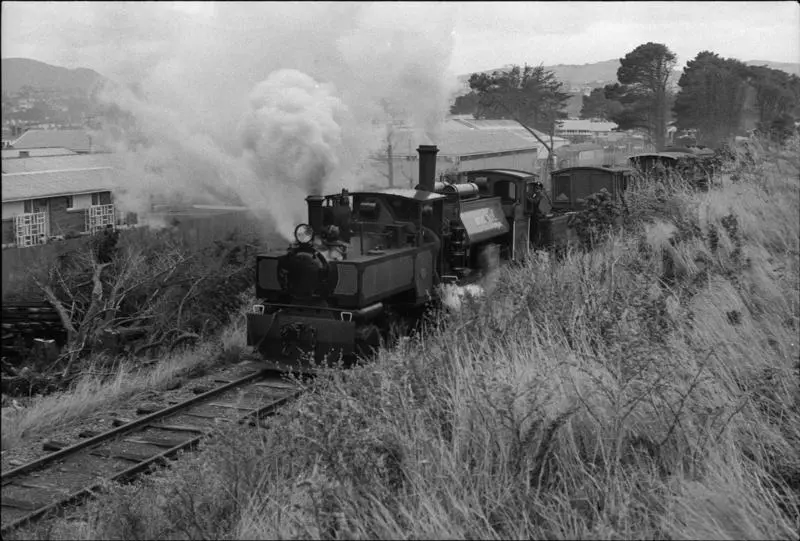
[605,42,677,150]
[673,51,749,148]
[21,228,262,379]
[449,91,480,115]
[580,87,623,121]
[468,64,571,171]
[744,65,800,141]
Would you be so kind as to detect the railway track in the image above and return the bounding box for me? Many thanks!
[0,368,302,536]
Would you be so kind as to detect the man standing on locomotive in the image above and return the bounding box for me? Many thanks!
[527,180,552,217]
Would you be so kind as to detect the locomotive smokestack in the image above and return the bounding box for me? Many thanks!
[306,195,324,234]
[415,144,439,192]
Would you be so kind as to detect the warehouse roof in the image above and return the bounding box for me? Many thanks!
[557,119,618,132]
[1,147,77,159]
[1,152,121,173]
[386,118,567,158]
[2,167,116,202]
[391,129,539,157]
[10,129,94,153]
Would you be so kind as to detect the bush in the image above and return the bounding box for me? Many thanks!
[568,188,622,248]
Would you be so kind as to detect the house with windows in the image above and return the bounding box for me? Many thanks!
[555,119,618,143]
[1,166,135,248]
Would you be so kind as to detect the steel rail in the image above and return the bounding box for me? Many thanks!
[1,369,268,483]
[1,389,300,535]
[1,370,302,536]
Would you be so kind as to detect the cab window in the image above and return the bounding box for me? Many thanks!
[493,180,517,203]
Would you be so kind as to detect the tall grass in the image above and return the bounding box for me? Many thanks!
[22,137,800,540]
[1,299,254,454]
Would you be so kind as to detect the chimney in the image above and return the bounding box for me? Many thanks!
[305,195,325,234]
[415,145,439,192]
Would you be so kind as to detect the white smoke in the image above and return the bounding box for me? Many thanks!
[41,2,460,241]
[336,1,460,143]
[240,70,349,198]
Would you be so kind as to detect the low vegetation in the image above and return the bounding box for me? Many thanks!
[1,305,250,453]
[2,222,266,397]
[13,137,800,540]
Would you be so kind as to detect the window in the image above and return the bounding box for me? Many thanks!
[23,199,47,214]
[553,175,571,203]
[66,196,75,210]
[493,180,517,203]
[91,193,100,206]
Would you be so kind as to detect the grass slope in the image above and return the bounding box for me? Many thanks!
[16,137,800,540]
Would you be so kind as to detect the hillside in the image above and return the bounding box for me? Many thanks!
[543,58,621,84]
[459,58,800,87]
[745,60,800,76]
[1,57,103,95]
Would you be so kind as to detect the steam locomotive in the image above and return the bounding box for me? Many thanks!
[246,145,632,370]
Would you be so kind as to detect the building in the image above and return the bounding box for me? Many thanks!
[371,117,569,190]
[556,119,618,142]
[555,143,608,169]
[1,151,121,173]
[9,129,97,154]
[2,147,77,160]
[1,166,133,248]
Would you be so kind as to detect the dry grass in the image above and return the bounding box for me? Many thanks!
[15,137,800,541]
[1,344,214,453]
[1,310,251,454]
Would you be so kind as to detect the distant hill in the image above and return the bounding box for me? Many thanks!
[542,59,621,85]
[459,58,800,88]
[744,60,800,77]
[1,58,104,95]
[457,59,622,88]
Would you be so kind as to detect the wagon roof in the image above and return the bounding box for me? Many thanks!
[628,152,694,161]
[550,165,635,175]
[465,168,539,179]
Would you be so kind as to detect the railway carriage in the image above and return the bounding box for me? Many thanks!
[628,148,716,190]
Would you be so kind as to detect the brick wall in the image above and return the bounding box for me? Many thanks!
[48,196,86,237]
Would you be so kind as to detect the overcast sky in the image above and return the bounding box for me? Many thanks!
[2,1,798,77]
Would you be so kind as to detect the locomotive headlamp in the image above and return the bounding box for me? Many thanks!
[294,223,314,244]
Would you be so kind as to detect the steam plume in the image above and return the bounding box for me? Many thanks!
[54,2,460,240]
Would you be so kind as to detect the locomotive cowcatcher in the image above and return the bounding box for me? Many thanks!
[246,144,585,370]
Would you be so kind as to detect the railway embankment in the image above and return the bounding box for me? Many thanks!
[6,137,800,540]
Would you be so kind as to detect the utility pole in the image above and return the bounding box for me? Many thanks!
[387,139,394,188]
